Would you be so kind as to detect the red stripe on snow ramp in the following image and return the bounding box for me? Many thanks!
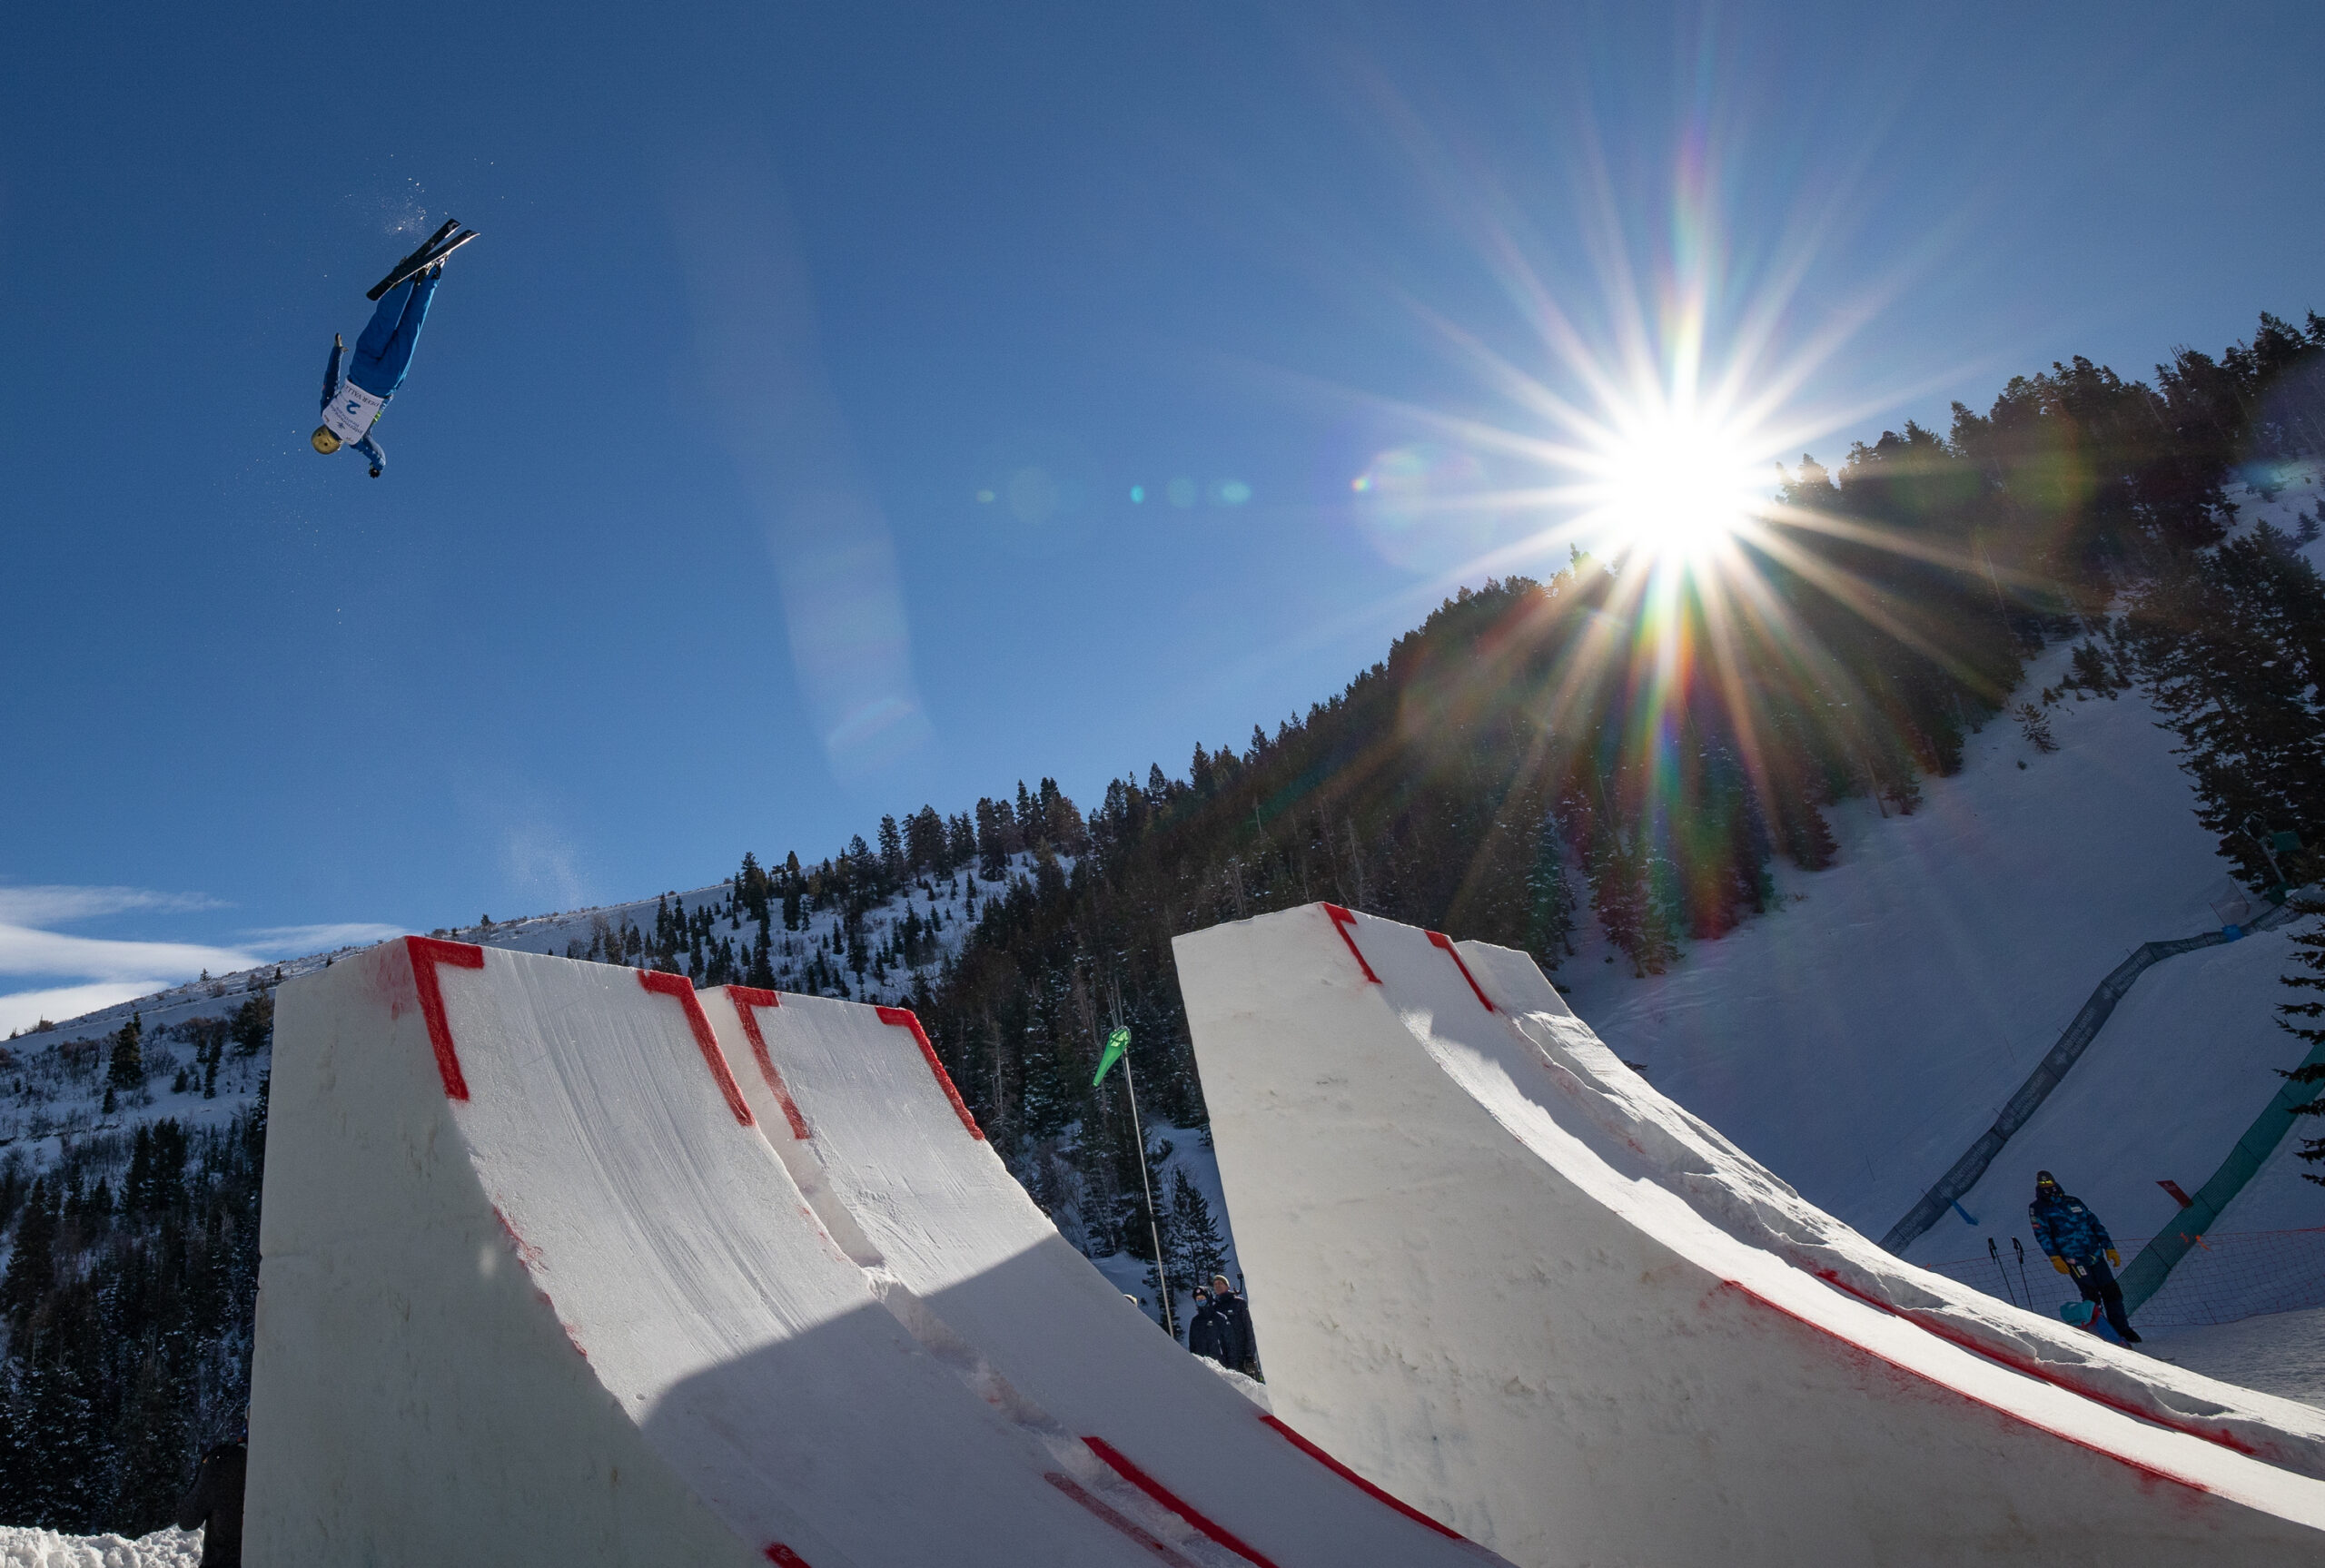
[405,935,483,1099]
[1044,1474,1208,1568]
[727,987,812,1139]
[1083,1436,1281,1567]
[1426,931,1495,1013]
[877,1005,983,1139]
[638,969,755,1126]
[1320,903,1380,983]
[1259,1416,1465,1539]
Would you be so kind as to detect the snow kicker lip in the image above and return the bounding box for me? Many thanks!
[249,938,1261,1568]
[1174,903,2325,1568]
[1441,932,2325,1481]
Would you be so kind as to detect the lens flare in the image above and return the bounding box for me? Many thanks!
[1585,408,1767,566]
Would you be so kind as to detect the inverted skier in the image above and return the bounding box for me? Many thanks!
[312,222,477,477]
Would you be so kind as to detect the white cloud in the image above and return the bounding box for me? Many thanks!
[0,883,252,1037]
[0,884,225,924]
[0,981,170,1040]
[0,922,257,981]
[0,883,402,1036]
[242,922,405,952]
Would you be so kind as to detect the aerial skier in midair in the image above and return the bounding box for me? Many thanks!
[312,221,479,477]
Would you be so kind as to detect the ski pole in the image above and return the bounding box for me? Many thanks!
[2012,1238,2033,1306]
[1988,1238,2017,1307]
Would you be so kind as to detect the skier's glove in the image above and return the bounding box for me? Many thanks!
[370,467,382,478]
[2106,1248,2121,1267]
[2051,1256,2071,1274]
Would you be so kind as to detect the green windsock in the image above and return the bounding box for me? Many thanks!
[1093,1026,1130,1087]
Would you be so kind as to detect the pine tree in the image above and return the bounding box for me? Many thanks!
[2,1178,55,1322]
[975,798,1014,881]
[878,815,907,891]
[229,991,272,1058]
[1167,1168,1228,1287]
[2014,702,2059,753]
[2122,521,2325,888]
[106,1012,143,1091]
[906,805,948,874]
[737,851,770,924]
[2280,893,2325,1182]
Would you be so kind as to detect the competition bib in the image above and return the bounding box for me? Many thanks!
[322,379,387,444]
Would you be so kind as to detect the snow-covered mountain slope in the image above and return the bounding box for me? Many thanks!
[1557,467,2325,1307]
[1558,638,2263,1238]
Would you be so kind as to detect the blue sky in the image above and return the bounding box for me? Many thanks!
[4,1,2321,1029]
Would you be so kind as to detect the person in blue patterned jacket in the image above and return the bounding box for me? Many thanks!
[2030,1169,2141,1344]
[312,264,443,478]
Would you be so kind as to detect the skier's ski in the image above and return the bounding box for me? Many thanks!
[364,227,480,301]
[367,220,460,300]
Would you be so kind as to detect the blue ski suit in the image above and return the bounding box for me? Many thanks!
[320,270,440,476]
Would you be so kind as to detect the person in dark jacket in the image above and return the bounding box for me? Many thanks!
[2029,1170,2141,1344]
[1187,1287,1227,1364]
[1209,1273,1261,1376]
[176,1436,247,1565]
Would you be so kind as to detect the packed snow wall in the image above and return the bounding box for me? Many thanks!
[249,937,1508,1566]
[690,984,1496,1568]
[1174,903,2325,1568]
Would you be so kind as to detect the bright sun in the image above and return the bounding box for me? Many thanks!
[1591,413,1766,565]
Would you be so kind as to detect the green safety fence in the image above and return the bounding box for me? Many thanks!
[2122,1028,2325,1317]
[1883,894,2308,1257]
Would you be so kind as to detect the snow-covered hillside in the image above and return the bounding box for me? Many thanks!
[1560,467,2325,1319]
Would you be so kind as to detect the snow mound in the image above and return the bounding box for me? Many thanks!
[1178,902,2325,1567]
[251,938,1502,1566]
[0,1527,200,1568]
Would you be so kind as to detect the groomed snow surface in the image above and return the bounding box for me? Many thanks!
[247,937,1500,1567]
[2153,1307,2325,1407]
[1556,627,2325,1329]
[1178,903,2325,1567]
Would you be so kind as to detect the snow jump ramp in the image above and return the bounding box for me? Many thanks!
[1173,903,2325,1568]
[248,937,1503,1567]
[692,983,1497,1568]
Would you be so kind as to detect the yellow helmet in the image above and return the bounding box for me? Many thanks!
[312,425,342,455]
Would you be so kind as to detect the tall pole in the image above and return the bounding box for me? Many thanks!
[1123,1050,1175,1340]
[1106,974,1175,1340]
